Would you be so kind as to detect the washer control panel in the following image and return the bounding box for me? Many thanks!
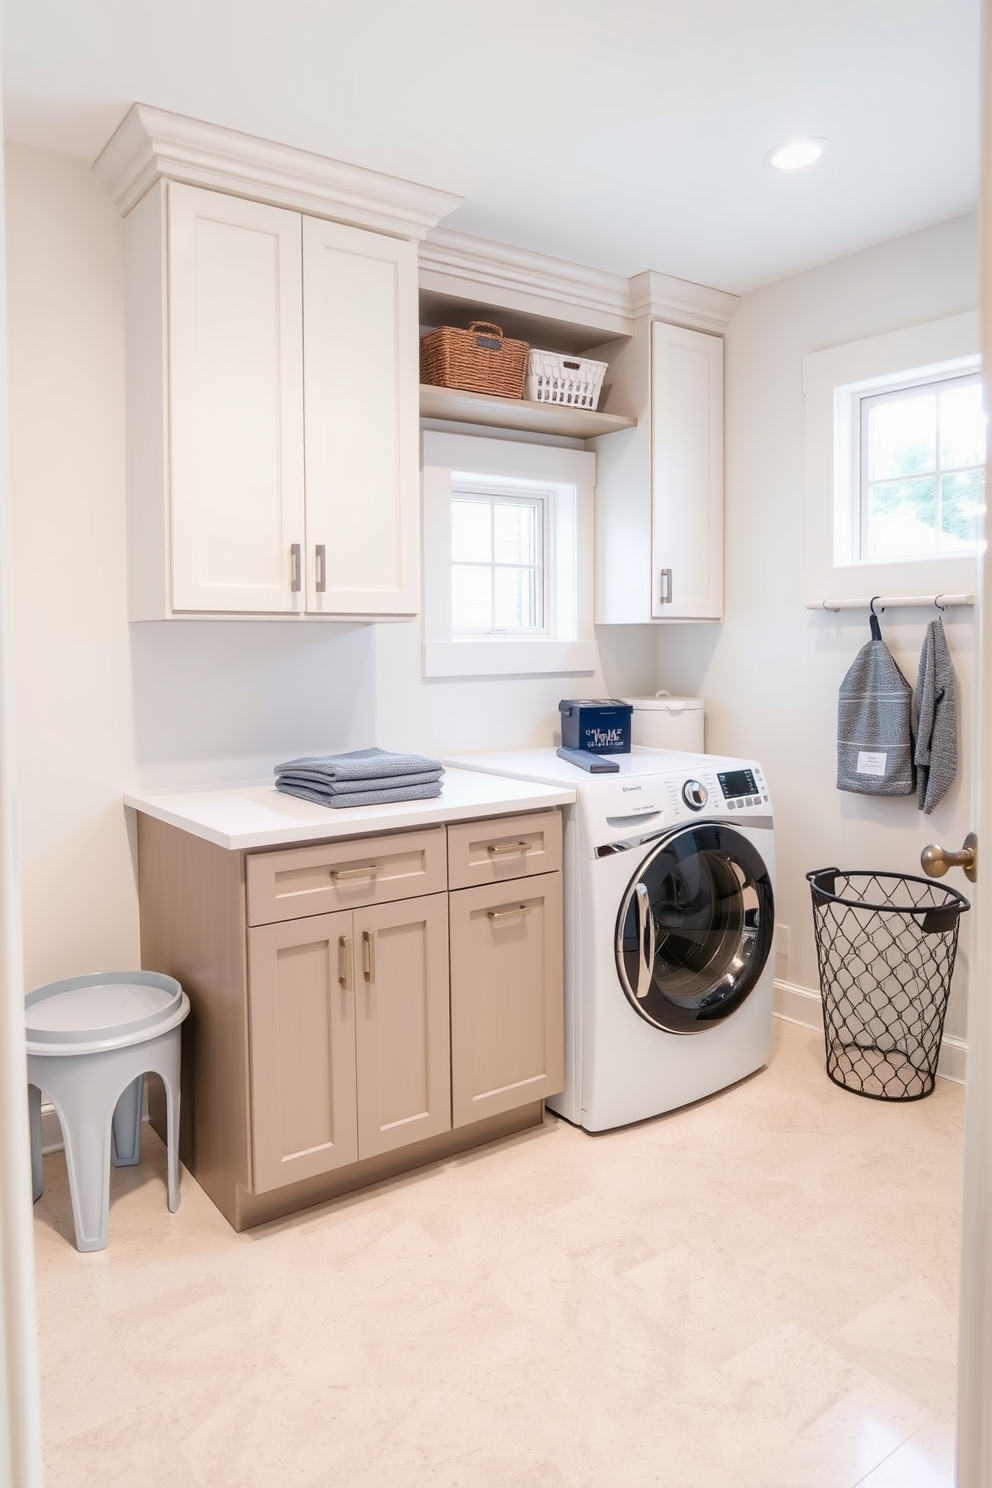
[682,779,708,811]
[716,766,770,811]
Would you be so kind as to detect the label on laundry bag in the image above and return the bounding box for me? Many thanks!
[856,751,887,777]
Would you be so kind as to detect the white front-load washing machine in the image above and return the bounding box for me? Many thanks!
[447,747,776,1131]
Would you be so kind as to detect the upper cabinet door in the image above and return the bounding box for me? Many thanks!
[302,218,419,617]
[650,322,724,621]
[168,184,305,613]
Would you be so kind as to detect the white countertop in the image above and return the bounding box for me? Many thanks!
[124,768,575,851]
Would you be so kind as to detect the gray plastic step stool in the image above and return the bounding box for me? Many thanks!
[26,971,190,1252]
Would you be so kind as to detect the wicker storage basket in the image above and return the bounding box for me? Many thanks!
[420,321,529,399]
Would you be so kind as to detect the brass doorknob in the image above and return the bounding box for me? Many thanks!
[921,832,977,883]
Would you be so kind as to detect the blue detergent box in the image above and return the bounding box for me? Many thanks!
[559,698,633,754]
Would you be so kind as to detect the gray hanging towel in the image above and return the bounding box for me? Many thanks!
[837,612,915,795]
[915,617,958,814]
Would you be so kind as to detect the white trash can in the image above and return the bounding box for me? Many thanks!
[624,694,705,753]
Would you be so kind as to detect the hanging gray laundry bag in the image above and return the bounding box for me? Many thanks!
[837,612,915,796]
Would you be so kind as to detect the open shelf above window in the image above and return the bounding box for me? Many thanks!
[419,384,636,440]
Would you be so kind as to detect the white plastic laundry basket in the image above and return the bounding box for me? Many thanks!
[525,349,608,409]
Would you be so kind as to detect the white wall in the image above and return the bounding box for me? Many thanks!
[4,141,659,987]
[656,212,979,1060]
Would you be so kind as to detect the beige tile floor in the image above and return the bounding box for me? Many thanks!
[33,1019,963,1488]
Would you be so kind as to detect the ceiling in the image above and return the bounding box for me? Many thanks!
[1,0,981,294]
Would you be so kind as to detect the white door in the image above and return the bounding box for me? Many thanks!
[302,216,419,616]
[651,321,724,620]
[956,46,992,1470]
[168,184,305,613]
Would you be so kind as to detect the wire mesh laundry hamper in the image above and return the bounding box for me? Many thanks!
[806,868,970,1101]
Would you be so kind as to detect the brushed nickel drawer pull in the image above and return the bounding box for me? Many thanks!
[487,905,533,922]
[290,543,302,593]
[362,929,376,982]
[315,543,327,593]
[338,935,353,990]
[332,864,379,881]
[487,841,531,856]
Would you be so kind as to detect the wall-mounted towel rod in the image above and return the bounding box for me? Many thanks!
[806,593,975,613]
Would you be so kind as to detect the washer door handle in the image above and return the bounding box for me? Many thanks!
[635,882,655,1000]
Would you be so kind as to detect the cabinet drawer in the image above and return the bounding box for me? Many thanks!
[247,827,447,925]
[446,811,562,891]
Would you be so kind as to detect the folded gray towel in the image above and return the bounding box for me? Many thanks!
[275,779,443,810]
[274,747,443,783]
[916,617,958,814]
[277,767,443,794]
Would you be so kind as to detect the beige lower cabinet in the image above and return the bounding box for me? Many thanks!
[136,808,563,1230]
[248,910,359,1193]
[353,894,451,1159]
[249,893,450,1192]
[448,871,564,1127]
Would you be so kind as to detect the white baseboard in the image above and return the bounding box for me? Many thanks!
[773,978,966,1085]
[40,1103,63,1155]
[937,1034,967,1086]
[774,978,824,1031]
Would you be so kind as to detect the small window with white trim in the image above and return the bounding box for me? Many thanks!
[451,484,548,634]
[421,430,597,678]
[858,371,985,561]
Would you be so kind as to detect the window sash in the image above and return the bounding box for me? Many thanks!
[858,371,985,561]
[450,487,549,635]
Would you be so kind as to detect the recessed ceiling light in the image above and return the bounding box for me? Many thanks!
[765,138,827,171]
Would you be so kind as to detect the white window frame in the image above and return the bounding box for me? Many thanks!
[450,481,550,636]
[804,310,982,605]
[855,371,984,563]
[422,431,597,678]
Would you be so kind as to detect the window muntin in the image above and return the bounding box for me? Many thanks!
[859,373,986,561]
[450,486,548,634]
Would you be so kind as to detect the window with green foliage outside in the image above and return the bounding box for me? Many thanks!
[860,374,986,560]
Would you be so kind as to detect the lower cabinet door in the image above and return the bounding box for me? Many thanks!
[248,910,359,1193]
[448,871,564,1128]
[354,893,451,1158]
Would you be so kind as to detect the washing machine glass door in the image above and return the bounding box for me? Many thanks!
[615,823,774,1033]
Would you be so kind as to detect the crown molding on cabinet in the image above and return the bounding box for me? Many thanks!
[628,270,740,336]
[419,228,739,338]
[419,227,635,338]
[93,104,463,239]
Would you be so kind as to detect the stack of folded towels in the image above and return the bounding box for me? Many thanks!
[274,747,445,810]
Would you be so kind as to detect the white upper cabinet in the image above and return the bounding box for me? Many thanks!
[650,322,723,620]
[125,184,421,620]
[168,185,306,614]
[108,108,459,622]
[302,218,419,616]
[592,317,725,624]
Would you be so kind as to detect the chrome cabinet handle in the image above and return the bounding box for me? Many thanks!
[338,935,353,989]
[362,929,376,983]
[332,864,379,881]
[487,841,530,856]
[290,543,302,593]
[659,568,673,605]
[487,904,532,922]
[635,882,655,999]
[315,544,326,593]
